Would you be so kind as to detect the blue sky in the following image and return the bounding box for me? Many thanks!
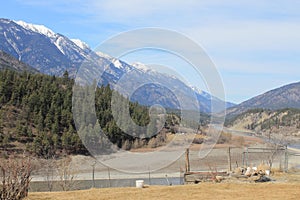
[1,0,300,103]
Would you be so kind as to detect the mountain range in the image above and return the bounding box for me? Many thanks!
[226,81,300,117]
[0,18,91,76]
[0,18,234,113]
[1,18,299,116]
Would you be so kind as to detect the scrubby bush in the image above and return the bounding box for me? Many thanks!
[192,137,204,144]
[0,157,32,200]
[217,132,232,144]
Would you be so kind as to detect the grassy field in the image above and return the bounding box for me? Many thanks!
[26,183,300,200]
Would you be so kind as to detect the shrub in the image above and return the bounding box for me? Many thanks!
[0,158,32,200]
[192,138,204,144]
[217,132,232,144]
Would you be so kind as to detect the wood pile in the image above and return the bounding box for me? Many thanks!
[184,164,273,184]
[184,171,228,184]
[229,164,272,182]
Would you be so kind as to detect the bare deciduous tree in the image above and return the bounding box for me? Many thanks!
[56,157,78,191]
[0,157,32,200]
[267,134,288,172]
[43,157,56,192]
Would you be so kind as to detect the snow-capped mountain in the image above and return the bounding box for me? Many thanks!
[125,63,234,113]
[15,20,56,38]
[0,18,92,76]
[128,63,235,112]
[15,20,92,56]
[70,39,89,51]
[0,18,234,113]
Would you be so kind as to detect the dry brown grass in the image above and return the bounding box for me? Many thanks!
[26,183,300,200]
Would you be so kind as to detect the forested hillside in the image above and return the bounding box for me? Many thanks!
[0,70,179,158]
[225,108,300,140]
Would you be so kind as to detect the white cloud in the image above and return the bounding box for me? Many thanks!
[186,20,300,51]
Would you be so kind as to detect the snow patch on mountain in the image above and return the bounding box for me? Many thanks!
[14,20,67,55]
[14,20,91,57]
[191,86,210,98]
[112,59,122,69]
[54,36,66,55]
[96,52,113,60]
[131,62,152,72]
[71,39,89,50]
[95,52,123,69]
[0,18,10,24]
[15,20,55,38]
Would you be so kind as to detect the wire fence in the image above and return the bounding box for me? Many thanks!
[187,146,289,172]
[29,146,298,191]
[287,152,300,170]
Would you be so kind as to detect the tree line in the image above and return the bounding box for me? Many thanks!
[0,70,179,158]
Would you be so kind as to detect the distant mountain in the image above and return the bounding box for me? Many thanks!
[0,50,37,73]
[0,18,234,113]
[191,86,236,113]
[227,81,300,117]
[113,61,234,113]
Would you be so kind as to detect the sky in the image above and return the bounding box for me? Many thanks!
[1,0,300,104]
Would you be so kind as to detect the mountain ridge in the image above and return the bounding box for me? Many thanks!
[0,18,234,113]
[226,81,300,117]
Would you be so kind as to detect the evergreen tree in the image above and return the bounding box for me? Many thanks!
[0,69,179,157]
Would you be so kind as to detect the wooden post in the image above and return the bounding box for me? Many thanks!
[227,147,232,172]
[185,148,190,173]
[246,147,249,167]
[242,152,245,166]
[107,167,111,187]
[179,167,182,185]
[92,162,96,188]
[284,145,288,173]
[148,166,151,185]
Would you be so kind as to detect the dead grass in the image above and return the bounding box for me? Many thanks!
[26,183,300,200]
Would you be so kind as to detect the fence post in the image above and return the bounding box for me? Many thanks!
[185,148,190,173]
[227,147,232,172]
[180,167,183,185]
[242,151,245,166]
[284,145,288,173]
[92,161,96,188]
[148,167,151,185]
[246,147,249,167]
[107,167,111,187]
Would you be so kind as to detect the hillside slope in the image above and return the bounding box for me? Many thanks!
[0,70,182,158]
[0,50,37,73]
[226,108,300,142]
[227,81,300,117]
